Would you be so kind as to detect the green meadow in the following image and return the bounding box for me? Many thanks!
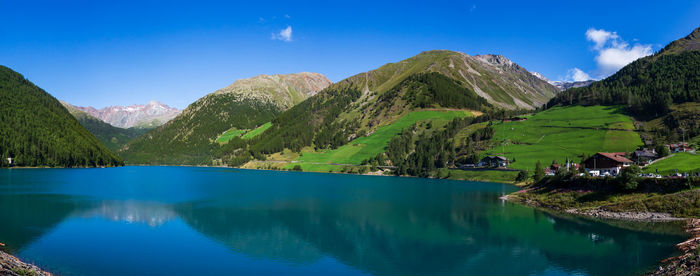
[216,122,272,143]
[242,122,272,139]
[216,128,248,143]
[484,105,643,171]
[291,110,472,168]
[643,152,700,175]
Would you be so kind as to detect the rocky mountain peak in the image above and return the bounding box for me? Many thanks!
[69,101,181,128]
[213,72,332,109]
[474,54,515,67]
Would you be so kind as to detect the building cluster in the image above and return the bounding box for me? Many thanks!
[455,142,696,178]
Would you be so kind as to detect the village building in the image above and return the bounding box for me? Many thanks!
[545,157,580,175]
[669,143,695,153]
[583,152,633,176]
[477,156,509,168]
[632,148,658,165]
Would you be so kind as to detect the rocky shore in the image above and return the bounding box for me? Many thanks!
[567,208,684,222]
[0,250,52,276]
[649,219,700,276]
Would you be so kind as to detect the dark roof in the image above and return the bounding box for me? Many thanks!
[634,149,657,158]
[597,152,633,163]
[481,156,508,161]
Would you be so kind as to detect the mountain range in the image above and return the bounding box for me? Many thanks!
[3,27,698,171]
[119,72,331,164]
[230,50,559,164]
[61,101,151,151]
[530,72,594,91]
[71,101,181,128]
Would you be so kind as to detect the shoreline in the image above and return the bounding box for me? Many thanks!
[501,193,700,275]
[0,250,52,276]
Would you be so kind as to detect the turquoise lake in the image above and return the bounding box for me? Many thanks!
[0,166,687,275]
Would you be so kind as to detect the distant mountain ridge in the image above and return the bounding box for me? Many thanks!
[61,101,150,151]
[120,72,331,164]
[73,100,181,128]
[531,71,594,91]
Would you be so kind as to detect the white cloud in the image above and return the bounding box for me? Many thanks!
[469,4,476,12]
[595,43,652,74]
[271,26,293,42]
[560,28,652,82]
[585,28,618,50]
[566,68,592,82]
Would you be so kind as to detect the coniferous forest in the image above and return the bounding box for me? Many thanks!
[0,66,123,167]
[547,50,700,117]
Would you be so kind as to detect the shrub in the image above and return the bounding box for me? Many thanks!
[618,165,642,191]
[533,161,545,182]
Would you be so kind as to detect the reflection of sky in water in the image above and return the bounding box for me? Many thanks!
[0,167,688,276]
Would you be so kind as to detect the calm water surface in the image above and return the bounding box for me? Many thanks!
[0,167,686,275]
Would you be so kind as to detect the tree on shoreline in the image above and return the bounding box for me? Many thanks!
[534,161,545,182]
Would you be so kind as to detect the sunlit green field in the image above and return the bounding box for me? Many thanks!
[643,152,700,175]
[292,110,472,167]
[216,122,272,143]
[216,128,247,143]
[242,122,272,139]
[484,105,643,170]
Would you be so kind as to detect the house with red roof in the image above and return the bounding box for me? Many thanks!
[583,152,633,177]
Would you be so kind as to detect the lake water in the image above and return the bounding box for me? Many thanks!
[0,166,686,275]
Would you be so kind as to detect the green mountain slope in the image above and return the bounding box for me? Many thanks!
[484,105,642,170]
[0,66,122,167]
[120,72,331,165]
[242,51,557,159]
[547,27,700,144]
[547,27,700,116]
[61,101,151,151]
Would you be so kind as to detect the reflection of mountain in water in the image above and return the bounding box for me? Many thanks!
[0,194,78,253]
[77,201,176,227]
[174,191,684,276]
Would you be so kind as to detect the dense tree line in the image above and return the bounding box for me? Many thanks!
[120,94,280,165]
[0,66,123,167]
[547,51,700,118]
[373,117,494,177]
[249,83,364,154]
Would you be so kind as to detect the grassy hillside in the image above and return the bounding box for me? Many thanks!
[216,128,248,143]
[242,54,556,158]
[121,96,281,164]
[484,105,642,170]
[643,153,700,175]
[216,122,273,143]
[121,73,330,165]
[0,66,122,167]
[62,102,150,151]
[242,122,272,139]
[289,110,472,170]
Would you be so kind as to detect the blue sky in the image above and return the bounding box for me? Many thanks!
[1,0,698,109]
